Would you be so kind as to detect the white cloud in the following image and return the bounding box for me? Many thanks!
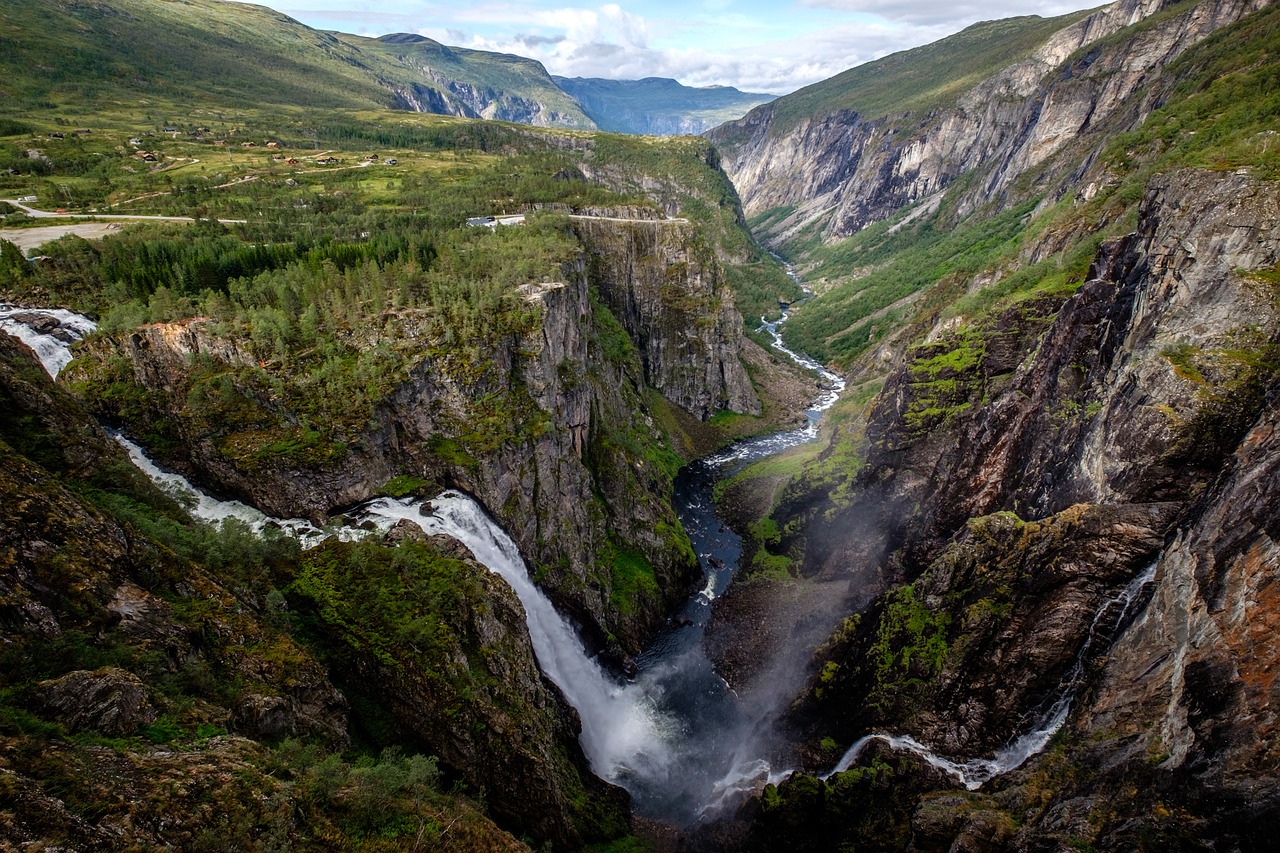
[269,1,1097,94]
[798,0,1089,26]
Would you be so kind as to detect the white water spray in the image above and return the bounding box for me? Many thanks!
[824,560,1160,787]
[355,495,672,781]
[1,304,97,378]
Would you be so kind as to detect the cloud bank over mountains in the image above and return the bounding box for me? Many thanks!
[271,1,1092,93]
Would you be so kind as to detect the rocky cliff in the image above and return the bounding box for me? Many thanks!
[65,216,764,659]
[731,162,1280,849]
[710,0,1269,246]
[379,35,593,129]
[0,327,619,849]
[573,217,761,419]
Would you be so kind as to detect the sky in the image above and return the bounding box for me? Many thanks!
[248,0,1097,94]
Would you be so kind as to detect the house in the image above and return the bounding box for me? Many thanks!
[285,158,299,165]
[315,156,338,165]
[128,137,142,146]
[266,142,280,149]
[162,126,179,133]
[466,216,496,228]
[241,141,257,148]
[48,132,64,140]
[364,154,379,162]
[385,158,397,165]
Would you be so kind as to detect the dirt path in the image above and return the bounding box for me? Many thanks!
[0,222,128,251]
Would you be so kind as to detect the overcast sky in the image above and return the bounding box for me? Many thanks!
[250,0,1097,94]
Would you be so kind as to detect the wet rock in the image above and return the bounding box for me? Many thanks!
[34,668,157,736]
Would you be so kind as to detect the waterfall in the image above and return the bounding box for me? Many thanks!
[0,303,688,806]
[1,304,97,378]
[824,560,1160,787]
[354,495,672,781]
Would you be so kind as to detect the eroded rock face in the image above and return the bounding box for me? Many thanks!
[573,217,760,419]
[68,221,761,655]
[34,668,157,736]
[1074,389,1280,820]
[780,170,1280,599]
[710,0,1268,244]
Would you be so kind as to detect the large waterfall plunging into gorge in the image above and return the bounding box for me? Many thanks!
[5,276,1155,820]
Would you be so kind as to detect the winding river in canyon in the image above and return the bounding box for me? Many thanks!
[6,281,1160,823]
[4,284,847,823]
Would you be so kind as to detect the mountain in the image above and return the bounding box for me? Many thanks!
[0,6,809,840]
[0,0,594,127]
[4,0,1280,847]
[554,76,775,135]
[701,0,1280,847]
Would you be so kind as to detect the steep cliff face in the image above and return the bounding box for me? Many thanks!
[736,165,1280,848]
[64,219,767,656]
[573,217,760,418]
[0,328,614,849]
[711,0,1268,244]
[390,76,585,128]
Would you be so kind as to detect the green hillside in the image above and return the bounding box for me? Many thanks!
[717,10,1097,145]
[0,0,594,126]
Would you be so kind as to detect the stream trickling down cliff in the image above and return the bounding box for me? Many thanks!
[824,559,1159,786]
[4,299,852,822]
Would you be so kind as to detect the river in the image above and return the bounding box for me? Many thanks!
[2,282,850,824]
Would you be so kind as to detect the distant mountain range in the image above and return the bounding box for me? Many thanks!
[0,0,765,135]
[554,77,775,135]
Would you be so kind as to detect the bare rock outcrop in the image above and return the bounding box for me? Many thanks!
[34,668,158,736]
[710,0,1268,245]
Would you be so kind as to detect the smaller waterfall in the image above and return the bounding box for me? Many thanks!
[0,304,97,378]
[824,560,1160,788]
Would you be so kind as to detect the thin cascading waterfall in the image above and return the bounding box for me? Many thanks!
[824,559,1161,788]
[355,494,673,781]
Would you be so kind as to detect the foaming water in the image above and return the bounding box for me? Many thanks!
[0,304,97,378]
[113,434,344,546]
[356,494,676,785]
[824,560,1160,787]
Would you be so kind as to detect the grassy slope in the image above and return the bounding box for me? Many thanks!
[715,10,1097,148]
[0,0,593,126]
